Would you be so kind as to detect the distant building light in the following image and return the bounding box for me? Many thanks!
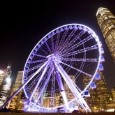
[106,109,115,112]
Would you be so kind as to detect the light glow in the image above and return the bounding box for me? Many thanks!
[0,70,4,75]
[6,77,11,84]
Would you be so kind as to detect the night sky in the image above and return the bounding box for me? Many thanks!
[0,0,115,89]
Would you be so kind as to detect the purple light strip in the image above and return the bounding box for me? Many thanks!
[60,30,85,54]
[37,66,54,101]
[62,57,98,62]
[29,60,50,101]
[62,44,98,57]
[51,36,54,53]
[45,40,52,54]
[23,60,49,98]
[61,34,93,55]
[58,30,69,51]
[26,63,43,73]
[55,70,64,91]
[55,70,69,109]
[54,32,60,52]
[29,59,47,64]
[39,47,49,55]
[59,29,76,52]
[33,53,47,58]
[58,60,92,77]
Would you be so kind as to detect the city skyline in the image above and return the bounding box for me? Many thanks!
[0,0,115,90]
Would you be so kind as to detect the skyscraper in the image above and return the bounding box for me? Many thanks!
[111,87,115,103]
[8,71,24,110]
[0,70,5,87]
[96,7,115,62]
[0,65,12,107]
[83,72,112,112]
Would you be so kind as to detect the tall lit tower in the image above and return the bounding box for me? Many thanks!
[0,65,12,107]
[8,71,24,110]
[96,7,115,62]
[111,87,115,103]
[0,70,5,87]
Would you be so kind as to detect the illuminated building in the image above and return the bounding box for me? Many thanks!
[42,92,60,108]
[0,70,5,86]
[8,71,24,110]
[83,72,112,112]
[111,87,115,102]
[96,7,115,62]
[0,65,12,107]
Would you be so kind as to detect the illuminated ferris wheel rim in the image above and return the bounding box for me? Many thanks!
[22,23,103,112]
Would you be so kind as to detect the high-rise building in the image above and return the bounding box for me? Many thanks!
[0,65,12,107]
[111,87,115,103]
[83,72,112,112]
[0,70,5,86]
[96,7,115,62]
[8,71,24,110]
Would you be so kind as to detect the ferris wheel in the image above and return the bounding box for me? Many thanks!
[22,24,104,113]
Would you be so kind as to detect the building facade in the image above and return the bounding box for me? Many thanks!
[8,71,24,110]
[83,72,112,112]
[96,7,115,62]
[0,65,12,107]
[111,87,115,103]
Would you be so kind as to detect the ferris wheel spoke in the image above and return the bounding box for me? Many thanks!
[58,60,92,77]
[61,35,93,54]
[26,63,44,73]
[62,57,98,62]
[55,32,60,52]
[55,70,64,91]
[62,44,98,57]
[45,41,52,54]
[58,30,69,49]
[60,30,86,53]
[37,67,54,101]
[51,36,55,53]
[39,47,49,55]
[33,53,47,58]
[55,70,69,109]
[29,61,50,101]
[29,59,47,64]
[68,30,86,45]
[59,29,76,51]
[25,76,39,92]
[24,60,49,88]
